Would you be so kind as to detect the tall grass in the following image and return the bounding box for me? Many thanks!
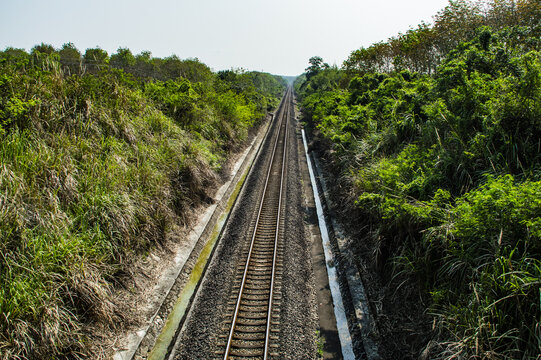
[0,49,284,358]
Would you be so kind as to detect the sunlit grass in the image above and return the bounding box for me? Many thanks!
[0,50,284,358]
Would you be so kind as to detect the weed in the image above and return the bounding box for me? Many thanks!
[314,329,325,358]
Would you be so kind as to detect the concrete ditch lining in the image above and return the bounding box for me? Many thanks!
[301,129,356,360]
[303,128,380,360]
[113,113,275,360]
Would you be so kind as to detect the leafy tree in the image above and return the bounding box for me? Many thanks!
[58,43,82,74]
[83,47,108,72]
[432,0,484,56]
[177,58,214,83]
[30,42,55,55]
[133,50,155,78]
[159,54,183,80]
[29,43,59,69]
[110,47,136,70]
[305,56,329,80]
[0,47,28,61]
[343,0,540,77]
[136,50,152,62]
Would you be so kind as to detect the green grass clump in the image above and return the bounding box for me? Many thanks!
[0,47,285,358]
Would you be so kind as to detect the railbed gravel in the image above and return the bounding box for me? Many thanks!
[171,99,319,359]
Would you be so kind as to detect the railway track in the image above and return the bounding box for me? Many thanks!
[217,88,293,360]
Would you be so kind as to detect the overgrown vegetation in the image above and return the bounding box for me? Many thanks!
[0,44,286,359]
[296,0,541,358]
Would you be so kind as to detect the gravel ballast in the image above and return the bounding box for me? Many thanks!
[168,93,324,359]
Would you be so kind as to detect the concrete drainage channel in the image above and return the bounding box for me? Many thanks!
[302,128,380,360]
[114,114,273,360]
[301,129,356,360]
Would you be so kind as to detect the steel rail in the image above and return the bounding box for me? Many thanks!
[263,90,289,360]
[223,88,291,360]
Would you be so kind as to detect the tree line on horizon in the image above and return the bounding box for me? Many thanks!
[343,0,540,75]
[3,42,237,82]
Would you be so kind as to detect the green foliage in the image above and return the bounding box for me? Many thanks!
[298,20,541,359]
[83,47,109,69]
[426,176,541,357]
[305,56,328,80]
[110,47,136,70]
[58,42,82,74]
[343,0,540,76]
[0,44,285,358]
[145,79,200,124]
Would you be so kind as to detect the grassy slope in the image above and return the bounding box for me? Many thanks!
[296,27,541,359]
[0,52,285,358]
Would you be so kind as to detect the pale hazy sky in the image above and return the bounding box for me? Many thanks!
[0,0,450,76]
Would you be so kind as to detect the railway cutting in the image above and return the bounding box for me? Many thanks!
[151,87,345,360]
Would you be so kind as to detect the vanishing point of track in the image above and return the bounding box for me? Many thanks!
[219,88,292,360]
